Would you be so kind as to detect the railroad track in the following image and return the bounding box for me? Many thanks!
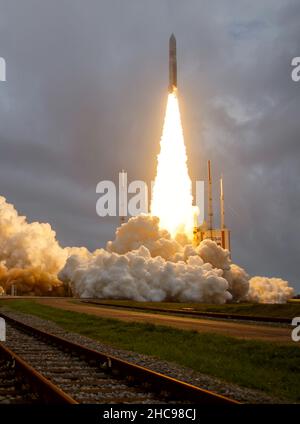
[0,340,75,404]
[0,344,39,404]
[0,311,239,404]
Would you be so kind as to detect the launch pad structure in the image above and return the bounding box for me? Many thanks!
[193,160,231,251]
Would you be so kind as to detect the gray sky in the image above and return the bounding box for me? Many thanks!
[0,0,299,291]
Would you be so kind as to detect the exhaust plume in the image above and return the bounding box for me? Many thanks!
[151,92,195,238]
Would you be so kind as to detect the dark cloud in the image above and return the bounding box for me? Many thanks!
[0,0,299,290]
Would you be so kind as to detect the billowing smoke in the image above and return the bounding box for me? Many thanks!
[0,196,67,272]
[0,196,67,295]
[107,214,230,268]
[58,215,255,303]
[223,264,250,302]
[0,263,64,296]
[247,276,294,304]
[0,196,294,303]
[197,239,231,271]
[59,245,232,303]
[107,215,182,260]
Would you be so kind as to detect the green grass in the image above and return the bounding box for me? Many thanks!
[78,299,300,319]
[1,300,300,402]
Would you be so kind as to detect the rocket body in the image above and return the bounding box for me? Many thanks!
[169,34,177,93]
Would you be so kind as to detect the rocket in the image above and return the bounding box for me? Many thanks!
[169,34,177,93]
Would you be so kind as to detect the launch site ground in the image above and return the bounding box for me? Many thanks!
[80,299,300,320]
[0,298,299,403]
[25,299,293,342]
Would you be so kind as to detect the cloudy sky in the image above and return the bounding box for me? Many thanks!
[0,0,299,290]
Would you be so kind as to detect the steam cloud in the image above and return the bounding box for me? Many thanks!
[0,196,294,303]
[0,196,67,272]
[59,245,232,303]
[0,196,67,295]
[60,214,294,303]
[247,276,294,304]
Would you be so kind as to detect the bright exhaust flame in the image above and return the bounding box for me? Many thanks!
[151,91,195,238]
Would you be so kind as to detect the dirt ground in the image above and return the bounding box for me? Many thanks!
[34,298,293,343]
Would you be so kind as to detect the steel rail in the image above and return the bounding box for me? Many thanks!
[0,340,77,404]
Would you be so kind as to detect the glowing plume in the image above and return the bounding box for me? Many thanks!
[151,91,195,238]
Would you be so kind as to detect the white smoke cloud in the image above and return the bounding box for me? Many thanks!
[59,215,246,303]
[223,264,249,302]
[59,245,232,303]
[197,239,231,271]
[107,214,182,260]
[0,196,67,273]
[246,276,294,304]
[0,197,294,303]
[61,215,294,303]
[0,196,67,294]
